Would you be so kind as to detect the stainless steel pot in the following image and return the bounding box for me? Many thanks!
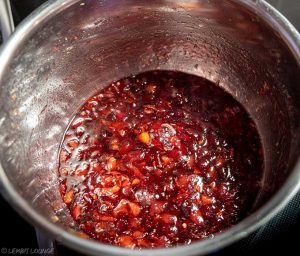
[0,0,300,255]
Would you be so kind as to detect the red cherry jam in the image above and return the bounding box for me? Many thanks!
[58,71,263,248]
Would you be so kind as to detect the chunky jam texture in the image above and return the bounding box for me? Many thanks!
[58,71,263,248]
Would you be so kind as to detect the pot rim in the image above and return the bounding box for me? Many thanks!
[0,0,300,255]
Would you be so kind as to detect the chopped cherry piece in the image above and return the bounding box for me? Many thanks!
[138,132,151,144]
[107,157,117,171]
[118,235,135,248]
[64,190,73,204]
[160,213,177,224]
[132,178,140,186]
[72,204,82,220]
[128,202,142,216]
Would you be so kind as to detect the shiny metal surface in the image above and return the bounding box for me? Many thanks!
[0,0,14,43]
[267,0,300,30]
[0,0,300,255]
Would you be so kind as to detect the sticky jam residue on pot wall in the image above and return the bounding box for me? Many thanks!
[58,70,264,248]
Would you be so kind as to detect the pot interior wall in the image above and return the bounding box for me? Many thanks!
[0,0,300,234]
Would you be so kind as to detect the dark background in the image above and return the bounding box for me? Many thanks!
[0,0,299,255]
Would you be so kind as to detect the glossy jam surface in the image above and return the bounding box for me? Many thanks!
[58,71,263,248]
